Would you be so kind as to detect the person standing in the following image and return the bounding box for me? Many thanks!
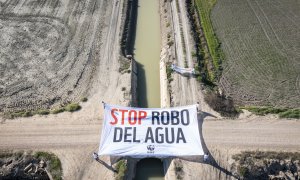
[204,153,209,162]
[93,152,99,161]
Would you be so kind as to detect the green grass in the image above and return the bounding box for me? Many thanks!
[4,111,33,119]
[238,166,249,178]
[51,108,65,114]
[4,102,82,119]
[34,151,63,180]
[232,151,300,162]
[64,103,81,112]
[22,111,33,117]
[119,58,131,74]
[166,64,174,83]
[279,109,300,119]
[242,106,300,119]
[115,159,127,180]
[36,109,50,115]
[0,151,14,158]
[195,0,223,81]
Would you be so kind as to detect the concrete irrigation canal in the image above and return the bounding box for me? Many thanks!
[135,0,161,108]
[134,0,164,179]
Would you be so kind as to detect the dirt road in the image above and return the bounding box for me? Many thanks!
[1,114,300,179]
[1,114,299,152]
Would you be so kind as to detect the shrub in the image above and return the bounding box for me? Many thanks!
[233,151,300,179]
[166,64,174,83]
[174,160,184,180]
[37,109,50,115]
[0,151,13,158]
[115,159,127,180]
[12,111,26,118]
[279,109,300,119]
[64,103,81,112]
[51,108,65,114]
[204,91,238,117]
[22,111,33,117]
[119,59,131,74]
[242,107,300,119]
[191,51,197,57]
[34,152,62,180]
[238,166,249,177]
[167,40,174,47]
[81,97,88,102]
[167,33,171,39]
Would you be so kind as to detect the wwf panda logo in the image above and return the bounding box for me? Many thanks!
[147,145,155,153]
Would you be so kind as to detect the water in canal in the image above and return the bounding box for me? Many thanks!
[134,0,164,179]
[134,158,164,180]
[134,0,161,108]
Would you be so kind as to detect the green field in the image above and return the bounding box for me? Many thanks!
[194,0,223,81]
[210,0,300,108]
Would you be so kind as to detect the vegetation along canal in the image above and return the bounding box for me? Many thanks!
[133,0,164,179]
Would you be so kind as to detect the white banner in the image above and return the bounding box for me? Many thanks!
[98,104,204,157]
[171,64,195,75]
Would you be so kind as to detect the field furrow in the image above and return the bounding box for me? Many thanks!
[211,0,300,107]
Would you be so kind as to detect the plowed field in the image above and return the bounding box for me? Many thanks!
[212,0,300,107]
[0,0,109,112]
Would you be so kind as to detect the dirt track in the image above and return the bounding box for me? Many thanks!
[169,0,217,116]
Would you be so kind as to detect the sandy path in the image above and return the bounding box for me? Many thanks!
[170,0,192,105]
[177,0,217,115]
[169,0,218,116]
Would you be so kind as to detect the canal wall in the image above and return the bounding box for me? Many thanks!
[159,0,175,179]
[119,0,138,107]
[120,0,138,57]
[130,59,138,107]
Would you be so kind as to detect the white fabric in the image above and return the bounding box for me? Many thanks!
[171,64,195,75]
[98,104,204,157]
